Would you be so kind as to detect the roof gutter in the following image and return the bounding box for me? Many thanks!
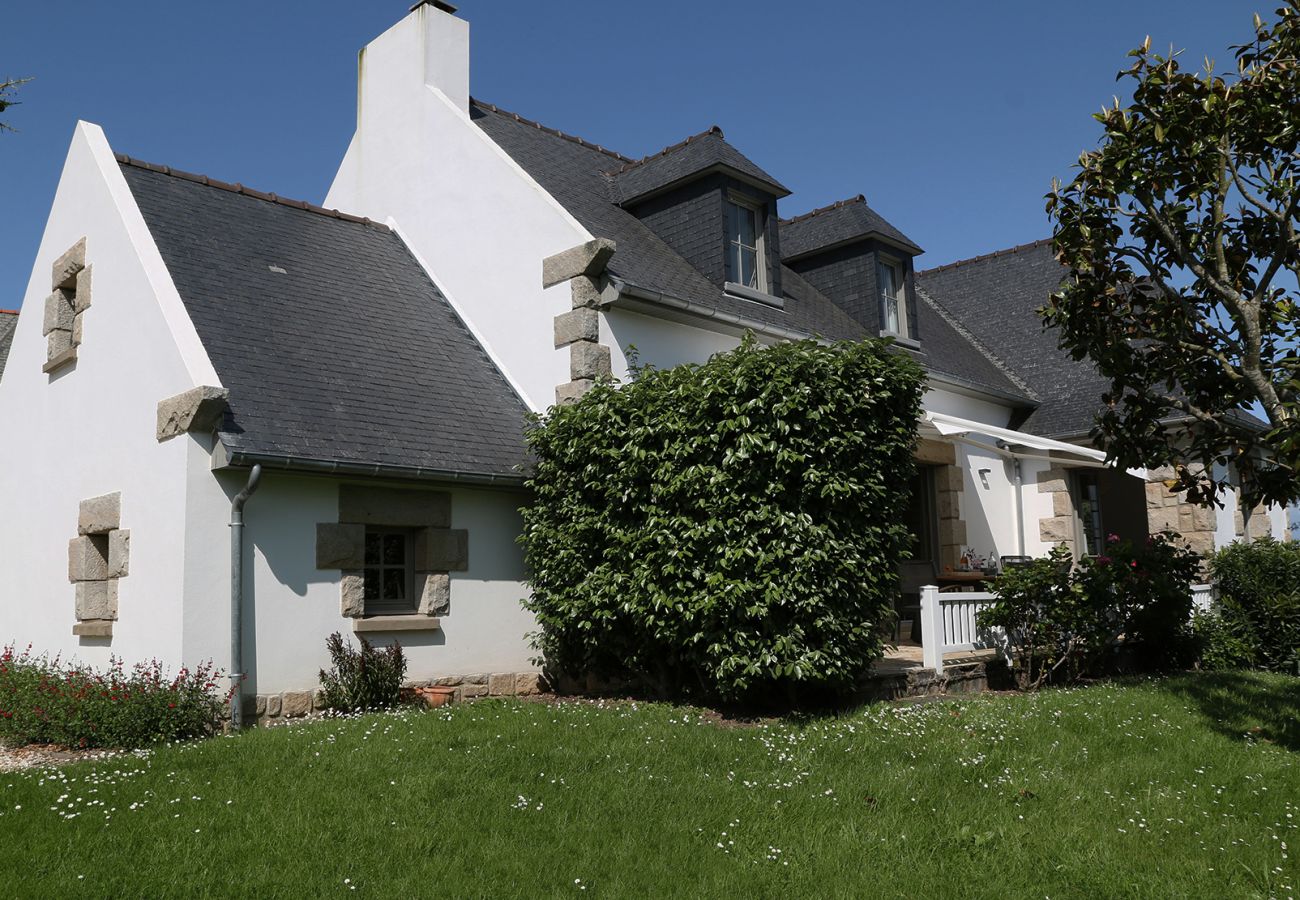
[607,277,817,343]
[216,446,528,488]
[924,370,1039,409]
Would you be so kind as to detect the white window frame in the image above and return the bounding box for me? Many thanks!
[878,255,910,339]
[725,193,767,294]
[362,527,418,616]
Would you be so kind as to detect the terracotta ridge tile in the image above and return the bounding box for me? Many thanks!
[918,238,1054,276]
[471,98,634,163]
[606,125,726,175]
[113,154,388,230]
[778,194,867,226]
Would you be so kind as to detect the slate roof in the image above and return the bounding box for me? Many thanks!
[780,195,923,259]
[471,101,842,338]
[119,158,531,480]
[611,127,790,205]
[0,311,16,383]
[917,240,1107,438]
[471,100,1030,405]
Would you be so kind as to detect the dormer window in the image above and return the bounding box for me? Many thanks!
[878,256,909,338]
[725,195,766,293]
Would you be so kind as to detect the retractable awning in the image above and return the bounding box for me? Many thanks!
[923,411,1153,484]
[922,411,1106,462]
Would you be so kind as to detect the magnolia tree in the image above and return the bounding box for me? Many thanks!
[0,76,29,132]
[1045,3,1300,509]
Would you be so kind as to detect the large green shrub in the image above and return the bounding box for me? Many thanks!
[520,335,924,704]
[0,646,225,749]
[1208,537,1300,673]
[981,532,1200,689]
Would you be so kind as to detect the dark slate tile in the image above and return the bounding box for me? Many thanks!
[120,163,532,478]
[0,311,17,382]
[780,196,922,259]
[612,128,789,204]
[917,240,1107,438]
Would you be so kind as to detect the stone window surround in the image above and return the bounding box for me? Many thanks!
[315,485,467,633]
[68,492,129,638]
[1039,463,1219,560]
[44,238,91,374]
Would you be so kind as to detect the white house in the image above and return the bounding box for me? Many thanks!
[0,1,1285,721]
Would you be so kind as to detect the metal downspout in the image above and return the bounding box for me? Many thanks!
[229,464,262,729]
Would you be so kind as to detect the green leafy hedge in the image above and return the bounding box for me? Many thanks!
[520,335,924,704]
[1206,537,1300,673]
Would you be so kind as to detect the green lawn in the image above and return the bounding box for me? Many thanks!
[1,673,1296,898]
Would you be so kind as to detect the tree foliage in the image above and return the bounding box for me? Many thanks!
[0,76,31,132]
[1045,3,1300,508]
[519,336,924,704]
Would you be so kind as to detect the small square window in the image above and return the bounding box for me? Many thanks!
[362,527,416,614]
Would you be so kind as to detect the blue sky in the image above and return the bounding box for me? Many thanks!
[0,0,1267,310]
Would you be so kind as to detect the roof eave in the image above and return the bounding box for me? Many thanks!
[214,442,529,488]
[924,370,1039,409]
[781,231,924,264]
[618,162,791,207]
[608,277,1038,409]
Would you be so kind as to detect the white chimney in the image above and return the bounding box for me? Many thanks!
[356,1,469,118]
[413,1,469,113]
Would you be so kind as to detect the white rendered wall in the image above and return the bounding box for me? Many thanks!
[601,307,751,379]
[1019,457,1057,558]
[1266,503,1288,540]
[180,468,535,695]
[921,386,1013,428]
[0,123,218,670]
[325,6,587,413]
[954,442,1020,563]
[920,386,1026,560]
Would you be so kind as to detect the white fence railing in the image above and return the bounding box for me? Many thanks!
[919,582,1220,675]
[919,585,1006,675]
[1191,583,1215,613]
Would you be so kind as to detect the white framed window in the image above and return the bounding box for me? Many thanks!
[362,527,417,615]
[878,256,909,338]
[725,195,766,293]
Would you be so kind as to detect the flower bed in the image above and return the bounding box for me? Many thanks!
[0,645,226,749]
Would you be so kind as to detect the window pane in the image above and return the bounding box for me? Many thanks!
[1077,473,1104,556]
[364,533,381,566]
[382,568,407,601]
[725,240,737,283]
[740,247,757,288]
[383,533,405,565]
[878,262,896,299]
[736,205,756,246]
[363,569,380,600]
[884,297,899,333]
